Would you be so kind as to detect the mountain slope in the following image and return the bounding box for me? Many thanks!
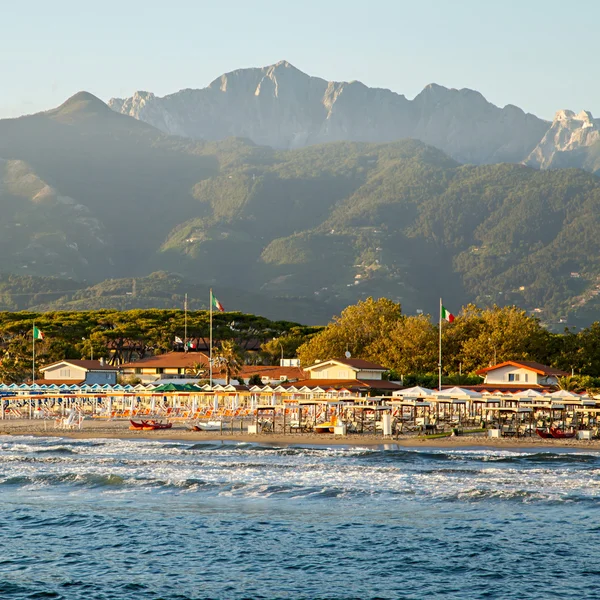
[109,61,549,165]
[2,95,600,324]
[0,92,221,279]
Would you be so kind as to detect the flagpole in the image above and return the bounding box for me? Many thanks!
[32,321,36,385]
[209,288,213,387]
[438,298,442,392]
[184,293,188,351]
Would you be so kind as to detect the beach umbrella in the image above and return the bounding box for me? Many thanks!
[550,389,580,399]
[393,386,434,398]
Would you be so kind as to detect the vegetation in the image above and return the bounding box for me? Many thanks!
[297,297,600,383]
[2,97,600,324]
[0,309,315,383]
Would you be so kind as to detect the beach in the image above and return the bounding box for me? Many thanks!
[2,417,600,450]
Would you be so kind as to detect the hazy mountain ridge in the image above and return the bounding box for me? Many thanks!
[109,61,549,165]
[2,92,600,324]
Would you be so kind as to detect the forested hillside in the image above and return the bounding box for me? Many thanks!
[2,93,600,324]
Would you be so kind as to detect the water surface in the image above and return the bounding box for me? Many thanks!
[1,436,598,599]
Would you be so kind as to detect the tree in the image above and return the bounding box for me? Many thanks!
[212,340,243,384]
[185,362,207,378]
[370,315,437,374]
[297,297,401,366]
[261,333,307,365]
[443,304,551,373]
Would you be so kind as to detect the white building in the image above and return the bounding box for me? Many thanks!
[304,358,386,381]
[476,361,568,387]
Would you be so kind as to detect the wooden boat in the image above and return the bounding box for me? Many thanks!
[129,419,172,431]
[549,427,576,439]
[535,428,553,439]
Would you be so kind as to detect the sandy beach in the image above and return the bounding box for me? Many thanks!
[1,418,599,450]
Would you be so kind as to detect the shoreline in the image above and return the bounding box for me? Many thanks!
[1,420,600,451]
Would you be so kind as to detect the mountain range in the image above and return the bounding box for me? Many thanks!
[2,63,600,325]
[109,60,600,175]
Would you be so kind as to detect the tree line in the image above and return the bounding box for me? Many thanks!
[3,300,600,388]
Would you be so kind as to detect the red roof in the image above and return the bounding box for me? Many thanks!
[306,358,387,371]
[40,360,119,372]
[476,361,568,377]
[121,352,210,369]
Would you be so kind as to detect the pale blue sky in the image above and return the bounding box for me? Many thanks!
[2,0,597,120]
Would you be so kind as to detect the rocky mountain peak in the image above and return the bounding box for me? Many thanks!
[107,62,550,164]
[524,109,600,169]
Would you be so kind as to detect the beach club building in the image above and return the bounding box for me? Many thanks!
[476,361,569,388]
[287,358,401,395]
[121,352,305,384]
[120,352,211,383]
[38,359,120,386]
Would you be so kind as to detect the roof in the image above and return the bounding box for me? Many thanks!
[40,359,120,372]
[452,384,551,393]
[238,365,305,381]
[121,352,210,369]
[305,358,387,372]
[476,361,569,377]
[285,378,402,391]
[33,379,85,386]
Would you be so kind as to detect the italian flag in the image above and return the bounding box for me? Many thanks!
[33,326,44,340]
[211,292,224,312]
[441,305,455,323]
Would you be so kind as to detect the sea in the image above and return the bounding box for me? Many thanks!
[1,437,599,600]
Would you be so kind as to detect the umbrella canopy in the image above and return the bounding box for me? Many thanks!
[549,389,580,399]
[393,386,434,398]
[440,386,483,398]
[153,383,185,392]
[515,389,544,398]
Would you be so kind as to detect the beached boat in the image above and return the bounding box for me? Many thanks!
[193,420,222,432]
[129,419,172,431]
[549,427,576,439]
[535,428,553,439]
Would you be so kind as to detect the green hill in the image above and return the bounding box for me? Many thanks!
[2,93,600,324]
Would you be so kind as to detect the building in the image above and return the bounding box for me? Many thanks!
[476,361,569,387]
[289,358,401,394]
[39,359,120,386]
[120,352,210,383]
[236,365,305,385]
[305,358,387,381]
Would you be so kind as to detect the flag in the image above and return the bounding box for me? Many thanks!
[33,326,44,340]
[211,292,224,312]
[186,340,196,349]
[441,305,455,323]
[175,336,183,344]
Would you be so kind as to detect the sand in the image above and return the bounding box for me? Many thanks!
[0,418,599,450]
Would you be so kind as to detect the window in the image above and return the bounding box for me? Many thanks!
[135,368,141,375]
[59,368,70,378]
[156,368,164,374]
[508,373,520,382]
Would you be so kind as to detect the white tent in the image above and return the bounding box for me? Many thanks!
[434,387,482,398]
[549,389,581,399]
[392,386,433,398]
[515,389,544,398]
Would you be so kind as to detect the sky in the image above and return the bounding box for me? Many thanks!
[1,0,598,120]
